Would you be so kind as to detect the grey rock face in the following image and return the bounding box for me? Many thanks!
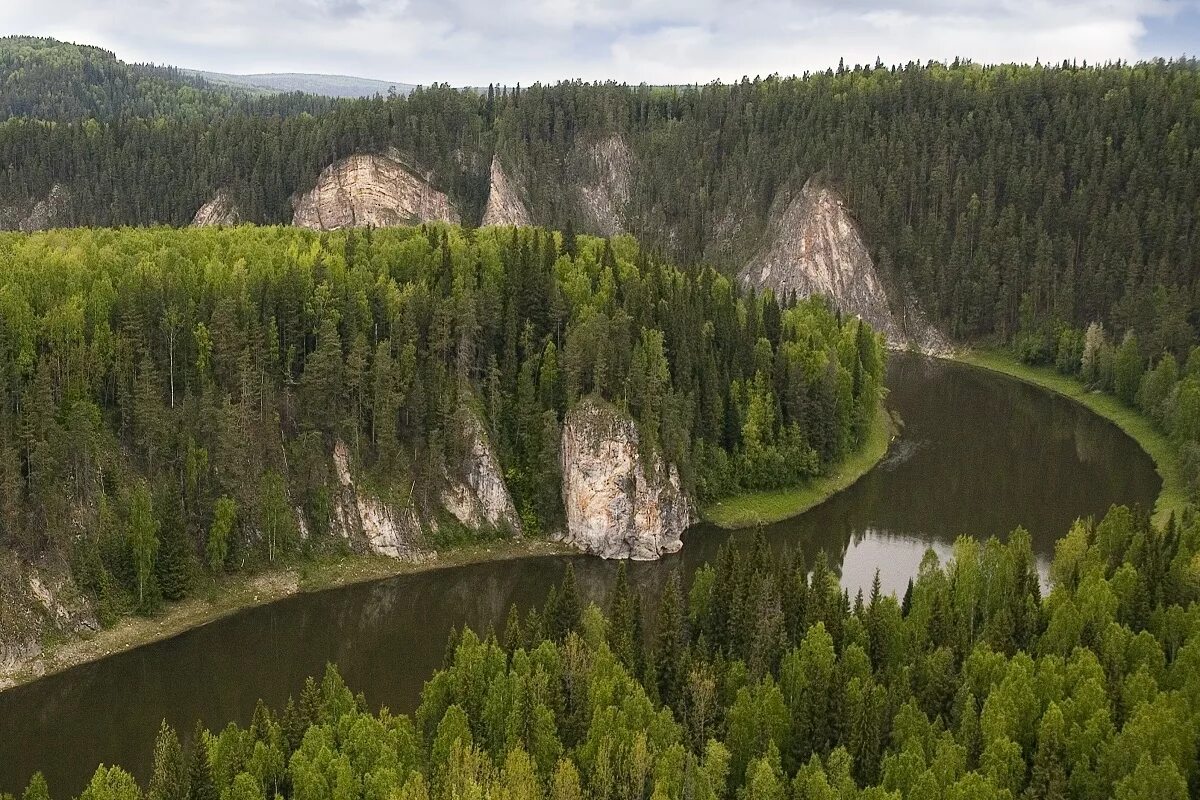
[481,154,532,227]
[739,178,948,354]
[441,406,522,534]
[0,184,69,232]
[192,190,240,226]
[293,151,460,230]
[559,398,691,560]
[330,440,424,560]
[573,134,632,237]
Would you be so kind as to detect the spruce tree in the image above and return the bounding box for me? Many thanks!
[186,722,216,800]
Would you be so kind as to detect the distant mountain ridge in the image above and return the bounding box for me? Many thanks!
[182,68,417,98]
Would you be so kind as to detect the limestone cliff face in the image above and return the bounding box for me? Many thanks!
[559,398,691,560]
[573,135,632,237]
[0,184,69,232]
[441,407,523,533]
[481,154,532,227]
[192,190,240,226]
[293,151,460,230]
[738,178,948,354]
[331,440,424,560]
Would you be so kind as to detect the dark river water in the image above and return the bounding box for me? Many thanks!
[0,355,1160,796]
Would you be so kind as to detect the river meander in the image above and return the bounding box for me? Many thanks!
[0,354,1160,795]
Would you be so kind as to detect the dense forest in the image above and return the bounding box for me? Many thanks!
[1,39,1198,354]
[1019,316,1200,498]
[0,37,341,122]
[9,504,1199,800]
[0,224,882,619]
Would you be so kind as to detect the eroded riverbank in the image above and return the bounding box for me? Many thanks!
[0,540,573,692]
[0,354,1162,797]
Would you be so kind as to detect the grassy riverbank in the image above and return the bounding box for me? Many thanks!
[702,404,895,529]
[955,349,1187,525]
[0,539,572,691]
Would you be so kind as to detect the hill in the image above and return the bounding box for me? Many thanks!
[181,68,417,98]
[0,36,341,122]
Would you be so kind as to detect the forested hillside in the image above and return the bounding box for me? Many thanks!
[0,37,339,123]
[0,224,881,629]
[15,505,1200,800]
[1,41,1197,353]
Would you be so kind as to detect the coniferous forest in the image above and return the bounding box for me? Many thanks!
[1,39,1198,349]
[12,506,1200,800]
[1,32,1200,800]
[0,225,882,617]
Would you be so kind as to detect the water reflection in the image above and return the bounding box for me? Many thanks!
[0,355,1160,796]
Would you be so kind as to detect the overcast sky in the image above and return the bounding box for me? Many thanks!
[3,0,1198,86]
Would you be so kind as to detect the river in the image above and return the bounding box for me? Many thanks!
[0,354,1160,796]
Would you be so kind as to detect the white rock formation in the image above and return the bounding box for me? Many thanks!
[738,177,947,354]
[293,151,460,230]
[481,154,532,227]
[441,407,523,534]
[331,440,423,559]
[574,135,632,237]
[192,191,240,226]
[559,398,692,560]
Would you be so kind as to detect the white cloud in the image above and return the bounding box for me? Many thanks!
[0,0,1181,85]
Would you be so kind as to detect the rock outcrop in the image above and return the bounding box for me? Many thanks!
[441,406,523,534]
[192,190,240,226]
[559,398,691,560]
[573,135,632,237]
[0,554,95,684]
[331,440,423,559]
[481,154,532,227]
[738,178,948,354]
[0,184,69,232]
[293,151,460,230]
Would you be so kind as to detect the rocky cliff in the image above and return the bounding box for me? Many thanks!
[572,135,632,237]
[481,154,532,227]
[331,440,424,559]
[191,190,240,226]
[559,398,691,560]
[0,184,69,232]
[441,405,523,534]
[293,151,460,230]
[738,178,948,354]
[0,554,95,685]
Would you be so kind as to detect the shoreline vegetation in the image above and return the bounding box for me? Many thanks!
[4,349,1178,696]
[953,348,1187,526]
[0,539,572,691]
[701,404,896,529]
[2,404,897,692]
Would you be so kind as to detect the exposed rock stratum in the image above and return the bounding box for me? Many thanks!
[481,154,532,227]
[0,184,69,232]
[559,398,692,560]
[192,190,240,226]
[293,151,460,230]
[573,135,632,237]
[738,178,948,354]
[441,405,523,534]
[331,440,424,560]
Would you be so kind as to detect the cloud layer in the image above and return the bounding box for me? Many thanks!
[2,0,1197,85]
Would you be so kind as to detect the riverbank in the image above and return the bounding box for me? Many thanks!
[953,349,1187,525]
[702,404,895,529]
[0,539,572,691]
